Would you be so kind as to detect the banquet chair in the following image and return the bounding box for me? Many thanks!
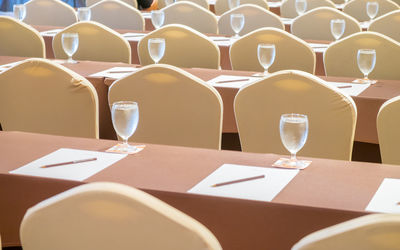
[291,7,361,41]
[138,24,220,69]
[0,16,45,58]
[0,58,99,139]
[108,64,223,149]
[230,27,315,74]
[176,0,210,9]
[214,0,269,15]
[90,0,144,30]
[218,4,284,36]
[24,0,77,26]
[368,10,400,42]
[87,0,137,8]
[343,0,400,22]
[324,31,400,80]
[53,21,131,63]
[234,70,357,160]
[163,2,218,33]
[20,182,222,250]
[292,214,400,250]
[280,0,336,18]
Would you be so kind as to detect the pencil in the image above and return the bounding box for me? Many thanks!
[211,174,265,187]
[216,78,249,84]
[40,157,97,168]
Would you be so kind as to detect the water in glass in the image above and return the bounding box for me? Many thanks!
[330,19,345,41]
[295,0,307,16]
[280,114,308,166]
[151,10,165,29]
[62,33,79,64]
[228,0,240,9]
[367,1,379,21]
[13,4,26,21]
[257,44,276,75]
[111,101,139,153]
[230,14,245,39]
[357,49,376,82]
[148,38,165,64]
[77,7,91,21]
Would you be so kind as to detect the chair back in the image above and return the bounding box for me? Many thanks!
[87,0,137,8]
[0,58,99,138]
[343,0,400,22]
[214,0,269,15]
[369,10,400,42]
[234,70,357,160]
[109,64,223,149]
[280,0,336,18]
[24,0,77,26]
[138,24,220,69]
[292,7,361,41]
[53,21,131,63]
[0,16,45,58]
[218,4,284,36]
[176,0,210,9]
[230,27,315,73]
[90,0,144,30]
[324,31,400,80]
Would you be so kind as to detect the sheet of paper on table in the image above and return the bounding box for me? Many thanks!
[0,61,21,72]
[89,66,139,79]
[208,36,232,46]
[268,1,283,7]
[207,75,260,88]
[188,164,299,202]
[10,148,127,181]
[365,178,400,213]
[141,12,151,18]
[323,81,371,96]
[281,18,294,25]
[40,29,63,37]
[308,43,329,53]
[122,32,146,41]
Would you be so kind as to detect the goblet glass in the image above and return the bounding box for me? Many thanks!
[230,13,245,39]
[257,44,276,76]
[330,19,345,41]
[61,33,79,64]
[148,38,165,64]
[13,4,26,21]
[367,1,379,22]
[357,49,376,84]
[111,101,139,154]
[77,7,91,22]
[280,114,309,168]
[295,0,307,16]
[228,0,240,9]
[151,10,165,29]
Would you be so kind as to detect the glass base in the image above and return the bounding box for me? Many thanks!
[65,58,78,64]
[352,78,377,84]
[272,158,312,170]
[252,72,269,77]
[107,143,140,154]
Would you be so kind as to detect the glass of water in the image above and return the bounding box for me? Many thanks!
[230,14,245,39]
[357,49,376,83]
[257,44,276,76]
[148,38,165,64]
[151,10,165,29]
[330,19,345,41]
[77,7,91,22]
[61,33,79,64]
[111,101,139,153]
[295,0,307,16]
[280,114,309,168]
[367,1,379,22]
[228,0,240,9]
[13,4,26,21]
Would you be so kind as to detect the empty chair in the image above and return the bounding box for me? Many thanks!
[0,58,99,138]
[218,4,284,36]
[138,24,220,69]
[230,27,315,74]
[234,70,357,160]
[324,31,400,80]
[343,0,400,22]
[292,214,400,250]
[292,7,361,41]
[53,21,131,63]
[87,0,137,8]
[90,0,144,30]
[280,0,336,18]
[163,2,218,34]
[109,64,223,149]
[368,10,400,42]
[0,16,45,58]
[176,0,210,9]
[24,0,78,26]
[214,0,269,15]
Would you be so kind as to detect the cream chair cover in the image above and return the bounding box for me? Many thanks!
[343,0,400,22]
[218,4,284,36]
[163,2,218,33]
[24,0,77,26]
[280,0,335,18]
[53,21,131,63]
[138,24,220,69]
[214,0,269,15]
[292,7,361,41]
[292,214,400,250]
[234,70,357,160]
[324,31,400,80]
[369,10,400,42]
[87,0,137,8]
[230,27,315,73]
[176,0,210,9]
[0,16,45,58]
[109,64,223,149]
[0,58,99,138]
[20,182,222,250]
[90,0,144,30]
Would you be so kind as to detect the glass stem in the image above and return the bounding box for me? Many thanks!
[123,138,129,146]
[290,152,297,162]
[364,73,368,80]
[264,68,269,75]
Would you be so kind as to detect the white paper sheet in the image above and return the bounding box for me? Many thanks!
[0,61,21,72]
[188,164,299,202]
[281,18,294,25]
[89,66,138,79]
[10,148,127,181]
[40,29,62,37]
[268,1,283,7]
[360,21,370,29]
[207,75,260,88]
[142,12,151,18]
[366,178,400,213]
[323,81,370,96]
[122,32,146,41]
[208,36,232,46]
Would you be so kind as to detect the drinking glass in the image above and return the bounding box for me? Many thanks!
[367,1,379,22]
[61,33,79,64]
[164,0,175,6]
[228,0,240,9]
[230,14,245,39]
[330,19,345,41]
[13,4,26,21]
[357,49,376,83]
[279,114,309,168]
[111,101,139,153]
[148,38,165,64]
[295,0,307,16]
[257,44,276,76]
[77,7,91,22]
[151,10,165,29]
